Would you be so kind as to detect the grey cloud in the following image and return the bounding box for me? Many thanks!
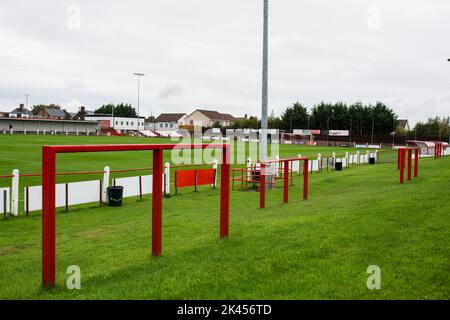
[158,84,184,100]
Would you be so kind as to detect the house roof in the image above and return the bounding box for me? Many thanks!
[396,119,409,129]
[10,108,33,116]
[46,108,67,117]
[193,109,235,122]
[155,113,186,122]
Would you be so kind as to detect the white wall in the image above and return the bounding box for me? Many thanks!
[86,116,145,131]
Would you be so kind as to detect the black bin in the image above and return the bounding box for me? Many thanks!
[369,157,376,165]
[335,162,343,171]
[107,186,124,207]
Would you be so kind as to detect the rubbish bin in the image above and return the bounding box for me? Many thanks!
[369,157,376,165]
[107,186,124,207]
[335,162,343,171]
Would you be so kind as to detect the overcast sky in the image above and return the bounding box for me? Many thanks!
[0,0,449,125]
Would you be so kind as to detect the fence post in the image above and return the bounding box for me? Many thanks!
[303,159,309,200]
[164,162,171,195]
[102,166,110,203]
[3,190,7,219]
[407,149,412,181]
[332,152,336,170]
[357,151,360,165]
[212,160,218,188]
[247,157,252,179]
[260,163,266,209]
[11,169,19,216]
[345,152,349,168]
[152,149,163,257]
[366,150,370,164]
[414,149,419,178]
[400,149,405,184]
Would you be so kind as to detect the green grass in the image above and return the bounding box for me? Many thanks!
[0,135,448,299]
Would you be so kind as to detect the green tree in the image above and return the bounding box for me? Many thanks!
[281,102,309,132]
[268,110,282,129]
[95,103,137,117]
[414,117,450,139]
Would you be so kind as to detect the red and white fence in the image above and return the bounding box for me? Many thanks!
[1,161,217,216]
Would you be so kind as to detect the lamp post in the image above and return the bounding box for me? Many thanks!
[260,0,269,162]
[133,72,145,131]
[349,118,353,142]
[371,118,375,145]
[327,118,330,145]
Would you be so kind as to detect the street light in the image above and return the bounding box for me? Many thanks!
[133,72,145,131]
[327,118,330,145]
[260,0,269,162]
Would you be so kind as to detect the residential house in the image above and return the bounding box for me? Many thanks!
[34,106,69,120]
[396,119,410,132]
[73,106,95,121]
[9,104,33,118]
[0,110,9,118]
[185,109,235,128]
[154,113,187,131]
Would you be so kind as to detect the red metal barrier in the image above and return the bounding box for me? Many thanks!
[174,169,216,193]
[435,142,444,159]
[41,143,230,288]
[259,157,309,209]
[398,147,420,184]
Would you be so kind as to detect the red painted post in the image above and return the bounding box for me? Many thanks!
[42,147,56,288]
[220,145,230,238]
[303,159,309,200]
[283,161,289,203]
[260,163,266,209]
[414,148,419,178]
[399,149,405,184]
[152,149,163,256]
[407,149,412,181]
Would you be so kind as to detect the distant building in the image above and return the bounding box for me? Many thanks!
[34,105,69,120]
[185,109,235,128]
[396,119,410,132]
[154,113,187,131]
[73,106,95,121]
[0,111,9,118]
[0,118,99,135]
[84,114,145,133]
[9,104,33,118]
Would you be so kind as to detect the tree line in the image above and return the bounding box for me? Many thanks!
[414,117,450,140]
[232,101,398,136]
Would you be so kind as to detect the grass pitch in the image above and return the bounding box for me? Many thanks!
[0,135,448,299]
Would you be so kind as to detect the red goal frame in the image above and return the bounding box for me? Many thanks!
[41,144,230,288]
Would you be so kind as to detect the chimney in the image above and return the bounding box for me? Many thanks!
[80,106,86,113]
[19,104,25,111]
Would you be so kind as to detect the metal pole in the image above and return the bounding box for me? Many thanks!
[327,118,330,145]
[112,105,115,130]
[349,118,352,142]
[260,0,269,162]
[152,149,163,256]
[133,73,145,131]
[137,77,140,131]
[371,119,375,144]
